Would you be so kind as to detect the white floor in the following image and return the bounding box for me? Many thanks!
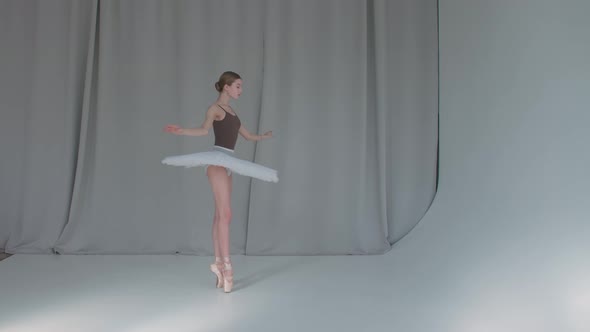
[1,253,401,332]
[1,207,587,332]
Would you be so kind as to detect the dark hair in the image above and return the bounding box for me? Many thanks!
[214,71,241,92]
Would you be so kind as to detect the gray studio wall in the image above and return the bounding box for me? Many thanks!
[383,0,590,330]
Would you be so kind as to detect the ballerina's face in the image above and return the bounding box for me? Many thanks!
[225,79,243,99]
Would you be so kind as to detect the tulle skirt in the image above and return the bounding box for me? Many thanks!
[162,145,278,183]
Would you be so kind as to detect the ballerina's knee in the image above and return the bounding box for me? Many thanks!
[217,208,232,225]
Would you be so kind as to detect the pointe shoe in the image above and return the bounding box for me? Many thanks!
[210,263,224,288]
[222,262,233,293]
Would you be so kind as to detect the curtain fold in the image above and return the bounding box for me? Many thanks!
[374,0,439,243]
[0,0,97,253]
[245,0,391,254]
[54,0,266,254]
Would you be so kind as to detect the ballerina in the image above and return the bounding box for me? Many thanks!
[162,71,278,293]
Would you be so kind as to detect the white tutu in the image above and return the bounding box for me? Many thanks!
[162,145,278,183]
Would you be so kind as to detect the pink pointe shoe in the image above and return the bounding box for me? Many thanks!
[210,262,224,288]
[222,259,233,293]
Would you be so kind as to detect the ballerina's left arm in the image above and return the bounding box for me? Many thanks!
[239,125,272,142]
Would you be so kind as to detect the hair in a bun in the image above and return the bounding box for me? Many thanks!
[215,71,241,93]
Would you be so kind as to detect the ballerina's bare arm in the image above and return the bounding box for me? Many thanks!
[239,125,273,141]
[164,106,220,136]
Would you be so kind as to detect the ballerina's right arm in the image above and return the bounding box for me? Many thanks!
[164,106,219,136]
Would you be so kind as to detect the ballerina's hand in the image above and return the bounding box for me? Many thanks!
[164,124,184,135]
[262,131,273,139]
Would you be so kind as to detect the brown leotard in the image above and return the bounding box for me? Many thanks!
[213,105,241,150]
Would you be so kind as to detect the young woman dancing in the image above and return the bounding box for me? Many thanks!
[162,71,278,293]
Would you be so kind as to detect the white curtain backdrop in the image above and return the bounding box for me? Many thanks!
[0,0,438,255]
[0,0,97,253]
